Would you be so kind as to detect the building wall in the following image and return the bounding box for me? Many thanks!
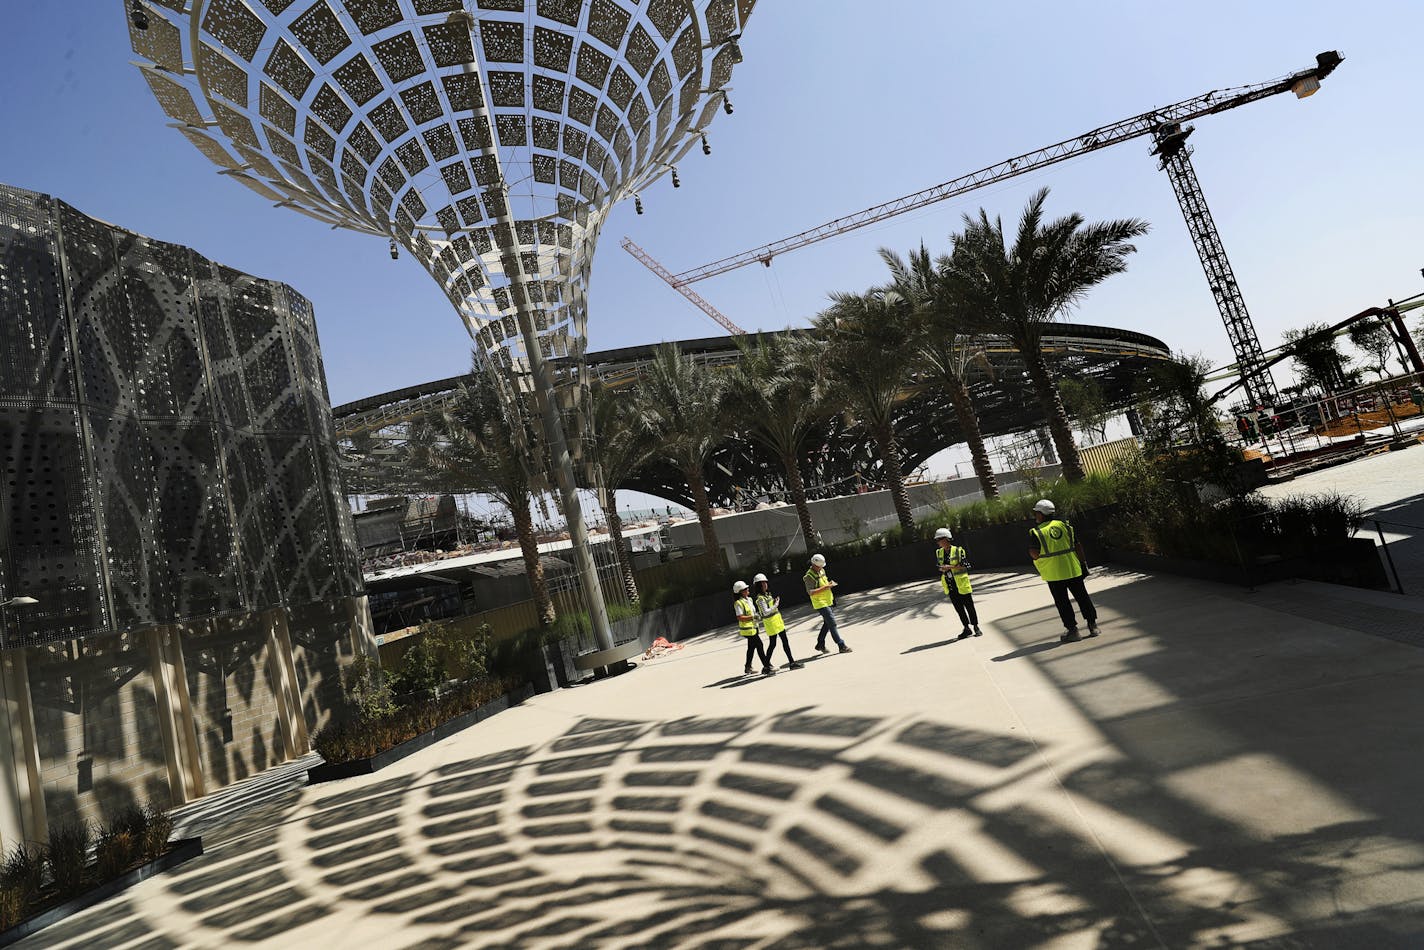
[180,614,285,790]
[25,632,172,831]
[666,468,1065,568]
[288,599,358,737]
[0,183,367,842]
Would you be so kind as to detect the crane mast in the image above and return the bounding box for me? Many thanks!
[627,51,1343,406]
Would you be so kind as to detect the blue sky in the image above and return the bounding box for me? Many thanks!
[2,1,1420,501]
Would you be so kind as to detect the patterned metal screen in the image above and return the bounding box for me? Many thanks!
[125,0,754,452]
[0,183,362,646]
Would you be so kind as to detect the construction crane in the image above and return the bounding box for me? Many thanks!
[625,51,1345,407]
[620,237,748,335]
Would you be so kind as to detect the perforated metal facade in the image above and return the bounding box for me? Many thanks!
[0,183,362,646]
[125,0,753,422]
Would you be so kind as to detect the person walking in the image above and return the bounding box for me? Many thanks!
[733,580,775,676]
[753,573,802,669]
[1028,499,1100,643]
[804,554,852,654]
[934,527,982,639]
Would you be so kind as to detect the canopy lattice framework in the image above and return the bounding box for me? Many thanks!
[126,0,751,431]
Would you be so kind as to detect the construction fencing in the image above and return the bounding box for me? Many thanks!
[1224,372,1424,470]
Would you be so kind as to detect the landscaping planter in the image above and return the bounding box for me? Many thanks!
[0,837,203,948]
[308,684,533,784]
[1105,537,1388,590]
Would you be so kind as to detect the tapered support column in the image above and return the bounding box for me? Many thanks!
[264,610,310,759]
[146,627,205,804]
[0,650,47,847]
[449,10,613,652]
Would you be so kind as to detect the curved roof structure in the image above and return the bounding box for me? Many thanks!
[126,0,752,389]
[333,323,1174,505]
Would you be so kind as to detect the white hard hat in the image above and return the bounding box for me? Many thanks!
[934,527,952,540]
[732,580,748,593]
[810,554,826,566]
[752,573,768,584]
[1034,499,1056,516]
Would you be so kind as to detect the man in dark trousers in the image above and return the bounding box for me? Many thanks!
[1028,499,1100,643]
[934,527,982,639]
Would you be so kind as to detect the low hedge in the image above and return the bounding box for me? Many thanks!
[313,675,520,765]
[0,802,174,932]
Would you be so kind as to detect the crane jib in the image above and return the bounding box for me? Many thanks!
[667,52,1343,288]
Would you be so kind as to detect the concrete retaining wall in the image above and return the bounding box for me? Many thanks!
[664,468,1063,568]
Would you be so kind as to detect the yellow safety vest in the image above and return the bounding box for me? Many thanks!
[804,568,834,609]
[755,592,785,637]
[1031,520,1082,582]
[936,544,972,595]
[734,596,758,636]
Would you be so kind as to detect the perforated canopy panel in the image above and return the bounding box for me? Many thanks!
[126,0,753,398]
[0,183,362,646]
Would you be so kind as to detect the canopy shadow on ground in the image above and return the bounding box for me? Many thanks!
[26,571,1424,948]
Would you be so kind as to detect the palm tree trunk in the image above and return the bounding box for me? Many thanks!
[1022,343,1085,482]
[605,489,640,604]
[686,465,722,564]
[781,450,819,552]
[512,501,556,626]
[947,373,999,499]
[873,422,916,532]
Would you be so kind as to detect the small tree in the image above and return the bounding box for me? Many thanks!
[1282,323,1354,395]
[412,363,557,626]
[633,344,732,561]
[726,332,833,549]
[941,188,1149,481]
[1347,316,1395,380]
[814,288,921,532]
[879,243,1000,500]
[587,385,657,602]
[1059,377,1111,446]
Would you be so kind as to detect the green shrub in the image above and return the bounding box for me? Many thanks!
[139,803,173,862]
[0,844,45,904]
[0,884,25,931]
[94,829,137,881]
[46,822,91,897]
[313,675,518,765]
[342,653,395,720]
[387,629,448,700]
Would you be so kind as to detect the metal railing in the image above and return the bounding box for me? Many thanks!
[1223,371,1424,470]
[1366,517,1424,595]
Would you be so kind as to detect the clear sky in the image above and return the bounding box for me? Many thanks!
[2,1,1420,493]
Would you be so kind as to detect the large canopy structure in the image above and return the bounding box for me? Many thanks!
[125,0,754,651]
[332,323,1174,506]
[125,0,748,381]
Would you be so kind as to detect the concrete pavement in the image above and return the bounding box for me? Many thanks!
[24,567,1424,948]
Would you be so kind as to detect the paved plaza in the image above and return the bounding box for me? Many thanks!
[22,561,1424,949]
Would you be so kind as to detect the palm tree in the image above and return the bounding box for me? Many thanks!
[587,384,657,603]
[727,331,831,550]
[633,343,731,561]
[880,243,999,499]
[414,366,556,626]
[814,288,920,532]
[941,188,1149,481]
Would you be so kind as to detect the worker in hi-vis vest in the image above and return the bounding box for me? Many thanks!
[753,573,803,669]
[1028,499,1100,643]
[934,528,983,639]
[733,580,775,676]
[803,554,852,654]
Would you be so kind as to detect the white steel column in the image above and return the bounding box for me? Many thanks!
[448,10,613,652]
